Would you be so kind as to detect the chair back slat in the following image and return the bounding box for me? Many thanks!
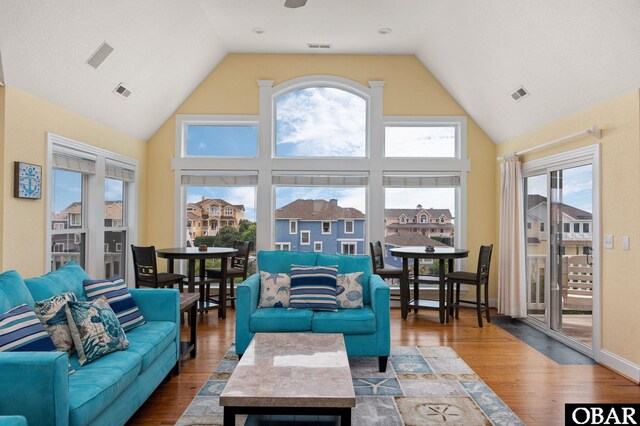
[131,245,159,284]
[476,244,493,282]
[369,241,385,272]
[231,240,253,275]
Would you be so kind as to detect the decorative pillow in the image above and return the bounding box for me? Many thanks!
[289,265,338,312]
[259,272,291,308]
[65,297,129,366]
[34,291,78,352]
[336,272,364,309]
[83,276,145,332]
[0,304,57,352]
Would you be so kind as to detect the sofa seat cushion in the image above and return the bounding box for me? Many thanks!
[68,350,142,426]
[250,308,313,332]
[311,306,376,335]
[125,321,177,372]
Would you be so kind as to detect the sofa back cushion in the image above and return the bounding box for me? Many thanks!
[25,261,90,303]
[257,251,318,273]
[316,253,372,304]
[0,270,35,311]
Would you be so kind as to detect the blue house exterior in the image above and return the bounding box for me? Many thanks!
[275,199,366,255]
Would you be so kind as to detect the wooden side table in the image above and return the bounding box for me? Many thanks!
[176,292,199,374]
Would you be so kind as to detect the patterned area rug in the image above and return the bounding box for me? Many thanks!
[177,345,523,426]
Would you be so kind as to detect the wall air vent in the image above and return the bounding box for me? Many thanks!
[113,83,132,99]
[307,43,332,49]
[510,86,530,101]
[86,42,114,69]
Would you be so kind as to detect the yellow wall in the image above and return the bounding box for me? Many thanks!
[0,86,5,267]
[496,89,640,365]
[147,54,498,284]
[1,87,147,277]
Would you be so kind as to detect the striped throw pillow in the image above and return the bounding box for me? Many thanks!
[0,304,57,352]
[83,276,145,332]
[289,265,338,312]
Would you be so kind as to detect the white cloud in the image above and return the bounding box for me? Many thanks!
[276,88,366,157]
[385,127,455,157]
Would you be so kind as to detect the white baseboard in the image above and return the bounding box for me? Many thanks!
[599,350,640,384]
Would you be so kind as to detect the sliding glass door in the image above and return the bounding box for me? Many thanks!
[523,148,598,357]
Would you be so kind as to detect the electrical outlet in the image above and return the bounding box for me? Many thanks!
[623,236,630,251]
[604,234,614,249]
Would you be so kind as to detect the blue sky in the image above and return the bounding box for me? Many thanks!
[526,164,593,213]
[187,125,257,156]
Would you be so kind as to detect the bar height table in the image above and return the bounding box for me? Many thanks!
[389,246,469,323]
[156,247,237,319]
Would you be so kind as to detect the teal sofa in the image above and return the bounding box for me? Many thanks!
[236,251,390,371]
[0,262,180,426]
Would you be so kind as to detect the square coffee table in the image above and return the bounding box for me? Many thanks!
[219,333,355,425]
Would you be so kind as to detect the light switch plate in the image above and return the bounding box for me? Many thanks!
[623,236,630,251]
[604,234,614,249]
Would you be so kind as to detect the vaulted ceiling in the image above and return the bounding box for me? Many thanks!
[1,0,638,143]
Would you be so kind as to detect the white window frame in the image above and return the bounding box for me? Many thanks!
[70,213,81,227]
[74,233,81,244]
[341,242,357,255]
[53,243,64,253]
[383,119,465,159]
[300,230,311,245]
[115,243,122,252]
[173,76,469,255]
[344,220,354,234]
[224,207,233,216]
[46,133,138,284]
[289,220,297,234]
[53,223,64,230]
[314,241,323,252]
[322,221,332,235]
[275,242,291,251]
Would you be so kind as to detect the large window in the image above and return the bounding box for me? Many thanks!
[181,175,257,275]
[47,134,137,281]
[174,76,468,256]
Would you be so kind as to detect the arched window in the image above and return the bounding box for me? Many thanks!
[275,87,367,157]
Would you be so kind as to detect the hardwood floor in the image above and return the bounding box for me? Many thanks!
[128,308,640,425]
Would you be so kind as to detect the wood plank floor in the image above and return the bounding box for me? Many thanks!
[127,308,639,425]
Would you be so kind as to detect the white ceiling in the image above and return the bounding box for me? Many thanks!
[1,0,639,142]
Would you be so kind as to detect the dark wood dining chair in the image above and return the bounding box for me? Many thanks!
[205,240,253,311]
[370,241,402,301]
[131,245,186,290]
[446,244,493,327]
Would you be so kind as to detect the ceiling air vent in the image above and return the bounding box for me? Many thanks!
[113,83,132,99]
[510,86,530,101]
[307,43,332,49]
[86,42,114,69]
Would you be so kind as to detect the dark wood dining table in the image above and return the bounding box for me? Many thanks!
[156,247,237,319]
[389,246,469,323]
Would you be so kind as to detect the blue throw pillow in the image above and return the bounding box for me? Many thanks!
[83,276,145,332]
[65,297,129,366]
[289,265,338,312]
[0,304,57,352]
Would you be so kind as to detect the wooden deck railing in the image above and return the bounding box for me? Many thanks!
[561,254,593,311]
